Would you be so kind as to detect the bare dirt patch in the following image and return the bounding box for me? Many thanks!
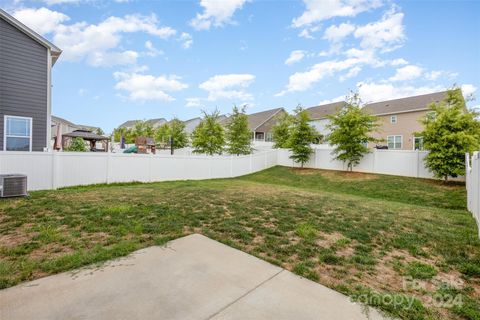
[0,229,35,248]
[320,170,379,181]
[316,231,345,248]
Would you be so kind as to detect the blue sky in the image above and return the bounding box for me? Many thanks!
[2,0,479,133]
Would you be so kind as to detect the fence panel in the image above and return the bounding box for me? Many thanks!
[0,152,53,191]
[466,152,480,237]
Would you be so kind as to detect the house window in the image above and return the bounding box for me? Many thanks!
[414,137,424,150]
[265,132,273,142]
[387,135,402,149]
[4,116,32,151]
[390,115,397,124]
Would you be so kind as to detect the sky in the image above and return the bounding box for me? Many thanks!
[1,0,479,133]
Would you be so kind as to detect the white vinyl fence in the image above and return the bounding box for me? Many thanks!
[0,150,278,191]
[0,147,456,192]
[278,148,435,179]
[466,152,480,236]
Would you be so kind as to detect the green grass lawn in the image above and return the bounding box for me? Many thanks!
[1,166,479,319]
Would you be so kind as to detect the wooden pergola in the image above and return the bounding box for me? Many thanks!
[61,130,110,152]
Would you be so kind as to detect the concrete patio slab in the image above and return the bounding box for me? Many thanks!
[0,234,386,320]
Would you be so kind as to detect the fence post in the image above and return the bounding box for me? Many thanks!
[105,152,111,184]
[249,153,253,173]
[313,147,317,169]
[51,152,60,189]
[416,150,420,178]
[264,151,267,169]
[230,155,233,177]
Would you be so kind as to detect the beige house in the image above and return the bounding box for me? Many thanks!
[248,108,286,141]
[307,91,448,150]
[364,91,446,150]
[220,108,286,142]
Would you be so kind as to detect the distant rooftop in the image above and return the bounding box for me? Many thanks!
[306,91,449,119]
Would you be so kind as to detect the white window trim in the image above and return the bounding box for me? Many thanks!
[3,115,33,152]
[390,115,397,124]
[413,136,424,151]
[387,135,403,150]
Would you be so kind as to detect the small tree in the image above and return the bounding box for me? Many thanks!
[272,112,293,148]
[327,92,379,171]
[131,121,154,140]
[191,110,225,155]
[226,105,251,155]
[113,127,129,143]
[155,123,170,145]
[288,106,317,167]
[95,127,105,135]
[420,88,480,181]
[169,118,188,149]
[64,137,86,152]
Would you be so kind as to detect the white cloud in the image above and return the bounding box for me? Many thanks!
[340,66,362,81]
[285,50,307,65]
[461,84,477,99]
[357,81,444,103]
[292,0,382,38]
[323,22,355,42]
[298,25,321,39]
[190,0,249,30]
[179,32,193,49]
[424,70,457,81]
[113,72,188,102]
[276,57,372,96]
[13,8,179,67]
[389,65,423,81]
[13,7,69,34]
[353,8,405,52]
[185,98,203,108]
[390,58,408,66]
[144,41,163,57]
[318,96,345,105]
[292,0,382,28]
[89,50,139,67]
[44,0,83,5]
[199,74,255,101]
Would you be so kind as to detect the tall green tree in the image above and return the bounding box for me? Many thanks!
[226,106,251,155]
[155,123,170,145]
[169,118,188,149]
[131,121,154,140]
[95,127,105,136]
[288,106,317,167]
[272,112,293,148]
[327,93,379,171]
[191,110,225,155]
[419,88,480,181]
[113,127,130,143]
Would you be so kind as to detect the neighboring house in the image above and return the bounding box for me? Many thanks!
[146,118,167,128]
[118,120,140,130]
[247,108,286,141]
[306,91,448,150]
[220,108,286,141]
[51,115,101,140]
[0,9,62,151]
[364,91,446,150]
[306,101,346,141]
[51,115,107,151]
[118,118,167,130]
[183,117,202,136]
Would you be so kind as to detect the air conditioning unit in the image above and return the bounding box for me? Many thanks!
[0,174,28,198]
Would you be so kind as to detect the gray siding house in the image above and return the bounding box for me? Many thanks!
[0,9,61,151]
